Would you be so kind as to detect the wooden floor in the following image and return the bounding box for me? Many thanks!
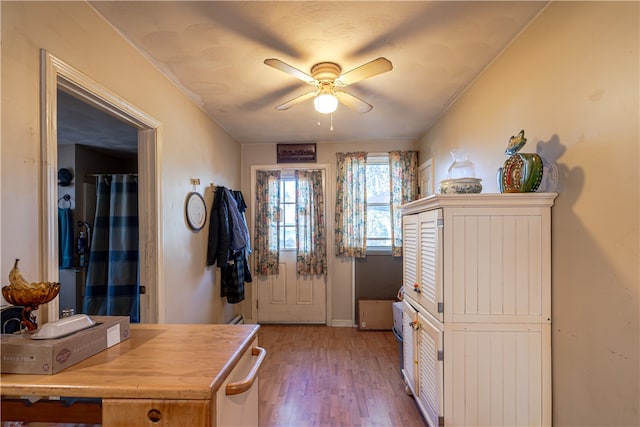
[257,325,426,427]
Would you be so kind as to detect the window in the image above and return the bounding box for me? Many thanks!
[366,154,392,249]
[279,175,296,250]
[335,151,417,258]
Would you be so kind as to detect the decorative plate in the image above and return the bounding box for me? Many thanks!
[185,192,207,231]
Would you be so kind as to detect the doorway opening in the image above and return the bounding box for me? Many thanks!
[57,88,139,320]
[41,50,162,323]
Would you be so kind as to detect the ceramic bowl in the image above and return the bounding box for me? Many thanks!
[439,178,482,194]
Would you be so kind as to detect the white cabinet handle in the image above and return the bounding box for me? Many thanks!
[225,346,267,396]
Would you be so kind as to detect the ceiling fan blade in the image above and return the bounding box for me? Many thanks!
[264,58,315,84]
[336,57,393,87]
[275,91,317,110]
[335,91,373,114]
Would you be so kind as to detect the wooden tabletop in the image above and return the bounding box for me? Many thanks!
[1,323,260,401]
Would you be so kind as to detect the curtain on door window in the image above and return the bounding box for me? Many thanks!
[295,170,327,275]
[389,151,419,256]
[255,170,281,275]
[335,152,367,258]
[83,174,139,322]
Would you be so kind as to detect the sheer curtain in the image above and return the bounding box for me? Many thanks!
[255,170,281,275]
[334,152,367,258]
[295,170,327,275]
[389,151,419,256]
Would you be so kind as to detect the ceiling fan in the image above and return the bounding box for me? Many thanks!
[264,57,393,114]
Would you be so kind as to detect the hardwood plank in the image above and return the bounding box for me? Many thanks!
[258,325,426,427]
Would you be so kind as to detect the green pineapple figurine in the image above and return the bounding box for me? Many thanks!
[497,130,544,193]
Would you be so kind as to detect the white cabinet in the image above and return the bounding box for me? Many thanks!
[401,193,556,427]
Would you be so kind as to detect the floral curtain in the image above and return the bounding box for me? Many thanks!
[295,170,327,275]
[335,152,367,258]
[255,170,281,275]
[389,151,419,256]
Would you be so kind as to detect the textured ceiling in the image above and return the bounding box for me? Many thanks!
[61,1,547,150]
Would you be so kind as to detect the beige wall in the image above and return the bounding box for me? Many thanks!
[1,2,242,324]
[241,139,416,324]
[2,1,638,423]
[417,2,639,425]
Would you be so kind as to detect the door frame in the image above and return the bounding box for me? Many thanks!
[249,163,333,324]
[40,50,163,323]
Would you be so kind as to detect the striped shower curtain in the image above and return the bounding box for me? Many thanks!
[83,174,139,322]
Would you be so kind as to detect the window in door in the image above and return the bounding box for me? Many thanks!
[279,176,296,250]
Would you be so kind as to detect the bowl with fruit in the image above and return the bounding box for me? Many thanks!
[2,259,60,331]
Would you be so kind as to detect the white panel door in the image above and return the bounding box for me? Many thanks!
[256,249,326,323]
[418,158,434,198]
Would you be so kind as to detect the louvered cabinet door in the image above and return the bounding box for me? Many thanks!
[402,299,419,396]
[402,214,420,299]
[417,209,443,321]
[417,311,444,427]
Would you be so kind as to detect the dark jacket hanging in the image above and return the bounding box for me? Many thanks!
[206,186,231,268]
[220,251,246,304]
[206,187,251,304]
[233,190,253,284]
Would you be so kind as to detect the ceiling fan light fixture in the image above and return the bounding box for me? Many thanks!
[314,93,338,114]
[265,57,391,114]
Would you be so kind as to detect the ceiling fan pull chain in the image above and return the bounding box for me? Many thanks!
[315,110,334,130]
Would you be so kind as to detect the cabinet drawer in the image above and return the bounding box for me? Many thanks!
[102,398,212,426]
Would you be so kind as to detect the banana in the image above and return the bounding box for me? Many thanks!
[8,258,31,290]
[31,282,50,291]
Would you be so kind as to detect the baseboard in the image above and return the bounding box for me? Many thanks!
[246,318,355,327]
[330,319,356,328]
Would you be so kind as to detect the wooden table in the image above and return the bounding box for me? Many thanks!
[1,323,263,426]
